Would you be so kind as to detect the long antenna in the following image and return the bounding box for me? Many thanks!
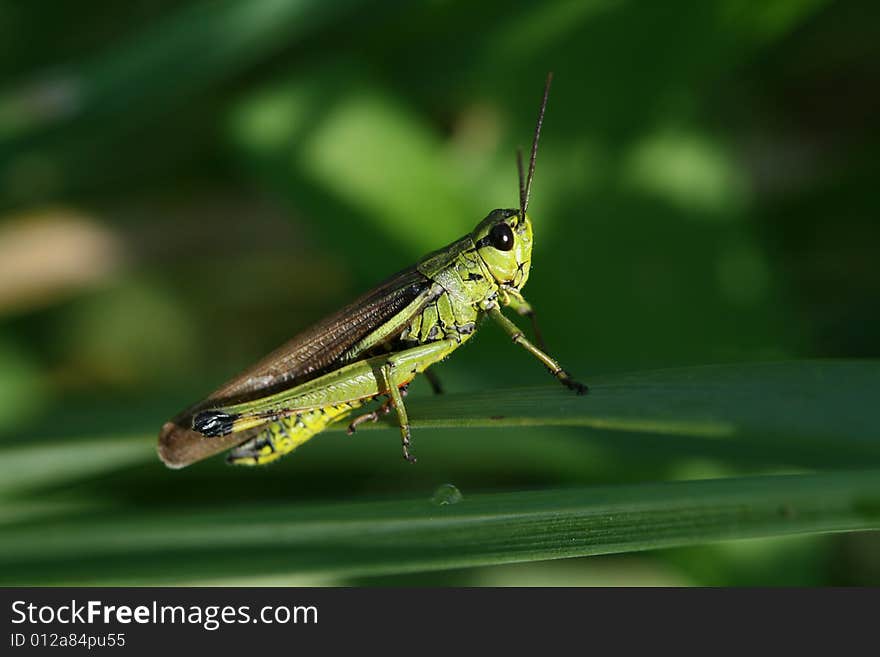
[519,71,553,220]
[516,148,526,218]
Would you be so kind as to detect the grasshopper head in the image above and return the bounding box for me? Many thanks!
[472,208,533,291]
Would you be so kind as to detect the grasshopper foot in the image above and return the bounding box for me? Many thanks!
[401,428,417,463]
[560,374,588,395]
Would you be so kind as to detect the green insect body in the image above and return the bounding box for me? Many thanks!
[232,404,360,466]
[219,339,460,465]
[157,74,586,469]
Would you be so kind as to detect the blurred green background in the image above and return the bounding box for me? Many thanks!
[0,0,878,585]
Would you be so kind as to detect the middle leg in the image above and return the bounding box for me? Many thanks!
[347,385,408,435]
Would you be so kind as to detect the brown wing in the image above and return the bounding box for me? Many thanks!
[158,267,432,468]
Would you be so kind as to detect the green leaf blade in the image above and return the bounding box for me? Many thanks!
[2,470,878,585]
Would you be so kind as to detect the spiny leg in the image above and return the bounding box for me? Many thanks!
[488,306,588,394]
[347,385,408,435]
[382,361,417,463]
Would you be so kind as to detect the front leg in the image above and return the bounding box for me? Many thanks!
[488,306,588,394]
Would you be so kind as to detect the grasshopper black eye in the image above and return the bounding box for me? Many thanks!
[489,222,515,251]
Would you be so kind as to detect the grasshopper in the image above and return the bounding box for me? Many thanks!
[158,73,586,468]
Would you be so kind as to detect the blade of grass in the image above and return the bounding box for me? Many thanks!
[2,360,879,495]
[1,470,878,585]
[0,435,151,497]
[369,360,880,455]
